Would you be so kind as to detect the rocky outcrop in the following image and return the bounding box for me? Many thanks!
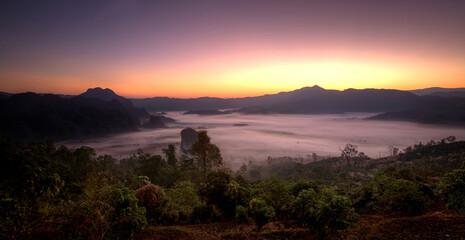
[143,115,175,128]
[181,127,198,151]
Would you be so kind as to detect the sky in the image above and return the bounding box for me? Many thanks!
[0,0,464,98]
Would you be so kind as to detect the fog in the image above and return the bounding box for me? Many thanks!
[62,112,465,169]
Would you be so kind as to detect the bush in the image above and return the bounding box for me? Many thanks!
[106,185,147,239]
[235,205,248,223]
[378,179,426,215]
[291,188,357,239]
[161,181,203,224]
[200,171,248,220]
[440,169,465,214]
[249,198,275,231]
[135,184,165,224]
[353,170,428,216]
[253,175,292,220]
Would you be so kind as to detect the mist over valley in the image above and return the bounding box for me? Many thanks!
[62,111,464,169]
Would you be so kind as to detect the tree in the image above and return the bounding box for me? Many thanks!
[253,175,293,220]
[291,188,356,239]
[388,145,399,156]
[377,179,425,215]
[312,152,318,161]
[340,143,358,158]
[248,198,275,231]
[106,185,147,239]
[440,168,465,214]
[161,181,203,224]
[162,144,178,168]
[200,171,247,220]
[190,131,222,176]
[135,184,166,224]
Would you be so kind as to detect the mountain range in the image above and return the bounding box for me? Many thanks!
[0,86,464,141]
[0,88,150,141]
[132,86,465,125]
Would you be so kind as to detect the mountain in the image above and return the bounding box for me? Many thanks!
[79,87,133,107]
[132,85,465,125]
[80,87,150,119]
[0,90,143,141]
[132,85,421,113]
[409,87,465,96]
[368,95,465,125]
[238,87,421,114]
[0,92,13,100]
[424,91,465,98]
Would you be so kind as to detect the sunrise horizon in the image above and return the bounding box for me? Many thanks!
[1,0,464,99]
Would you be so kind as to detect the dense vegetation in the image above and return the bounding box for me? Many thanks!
[1,133,464,239]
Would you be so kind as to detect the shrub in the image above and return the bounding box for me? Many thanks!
[249,198,275,231]
[377,179,426,215]
[135,184,165,224]
[106,185,147,239]
[253,175,292,220]
[161,181,203,224]
[235,205,248,223]
[440,169,465,214]
[291,188,357,239]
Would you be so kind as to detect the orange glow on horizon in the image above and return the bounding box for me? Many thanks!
[1,52,464,98]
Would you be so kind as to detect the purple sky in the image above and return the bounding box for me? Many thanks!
[1,0,464,97]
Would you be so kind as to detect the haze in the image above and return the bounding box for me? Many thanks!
[62,113,464,169]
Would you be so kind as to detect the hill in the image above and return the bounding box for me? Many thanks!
[0,90,144,141]
[132,86,465,125]
[80,87,150,119]
[409,87,465,96]
[132,85,422,113]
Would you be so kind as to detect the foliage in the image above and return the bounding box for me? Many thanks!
[135,184,166,224]
[163,144,178,168]
[291,188,357,238]
[106,184,147,239]
[235,205,248,223]
[200,171,248,220]
[190,131,223,176]
[340,143,358,158]
[161,181,203,224]
[440,168,465,214]
[1,137,464,239]
[353,169,427,216]
[248,198,275,231]
[252,175,293,220]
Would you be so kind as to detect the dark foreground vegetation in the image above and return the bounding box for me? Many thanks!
[1,133,464,240]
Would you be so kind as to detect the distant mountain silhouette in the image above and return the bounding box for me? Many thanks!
[0,89,146,141]
[183,109,230,115]
[133,85,421,113]
[369,95,465,125]
[424,91,465,98]
[142,115,176,129]
[132,85,465,125]
[80,87,150,119]
[409,87,465,96]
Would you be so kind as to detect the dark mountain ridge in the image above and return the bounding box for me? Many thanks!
[132,86,465,125]
[132,85,422,113]
[0,90,145,141]
[409,87,465,96]
[80,87,150,119]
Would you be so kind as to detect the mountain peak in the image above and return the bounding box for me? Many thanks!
[84,87,116,95]
[79,87,128,104]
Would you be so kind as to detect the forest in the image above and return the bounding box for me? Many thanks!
[1,132,464,240]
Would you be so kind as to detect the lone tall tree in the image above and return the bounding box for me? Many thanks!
[190,131,222,176]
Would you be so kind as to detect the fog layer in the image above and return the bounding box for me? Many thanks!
[62,112,465,169]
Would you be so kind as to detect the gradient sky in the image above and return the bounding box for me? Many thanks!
[1,0,464,98]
